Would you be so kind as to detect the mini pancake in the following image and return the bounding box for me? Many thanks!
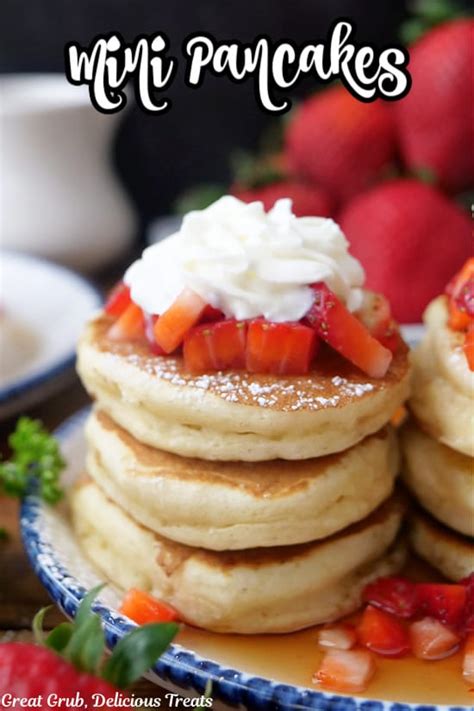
[70,479,406,634]
[410,297,473,457]
[77,315,411,461]
[408,509,473,582]
[85,409,399,550]
[401,422,474,537]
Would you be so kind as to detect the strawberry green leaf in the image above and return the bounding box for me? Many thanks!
[65,613,105,674]
[32,606,52,645]
[45,622,75,654]
[174,185,226,215]
[102,622,179,689]
[75,584,106,627]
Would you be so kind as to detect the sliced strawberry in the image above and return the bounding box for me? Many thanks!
[143,313,167,355]
[362,577,419,619]
[107,302,145,341]
[462,633,474,685]
[446,258,474,299]
[154,288,206,353]
[410,617,460,660]
[305,283,392,378]
[246,319,318,375]
[357,292,392,338]
[448,298,471,331]
[104,281,131,318]
[357,605,410,658]
[318,625,357,651]
[464,323,474,372]
[183,320,247,373]
[120,588,179,625]
[313,649,376,693]
[200,304,225,322]
[417,584,467,629]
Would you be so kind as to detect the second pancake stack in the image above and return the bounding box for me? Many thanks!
[402,296,474,582]
[72,312,410,633]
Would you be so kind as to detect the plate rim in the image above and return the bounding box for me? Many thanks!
[0,250,102,404]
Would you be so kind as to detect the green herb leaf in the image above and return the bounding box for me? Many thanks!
[102,622,179,689]
[45,622,75,654]
[0,417,65,504]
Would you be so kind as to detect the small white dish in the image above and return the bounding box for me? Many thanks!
[0,251,101,418]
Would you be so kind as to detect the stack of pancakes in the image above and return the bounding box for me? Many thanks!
[402,296,474,581]
[72,314,411,633]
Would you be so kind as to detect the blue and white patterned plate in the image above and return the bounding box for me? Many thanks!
[20,406,467,710]
[0,252,101,419]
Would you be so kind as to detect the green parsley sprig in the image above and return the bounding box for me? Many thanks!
[0,417,65,504]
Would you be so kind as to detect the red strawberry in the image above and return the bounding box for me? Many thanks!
[339,179,472,323]
[0,643,124,704]
[393,19,474,193]
[0,587,178,705]
[285,86,396,204]
[183,319,247,373]
[417,584,467,629]
[305,283,393,378]
[357,605,410,658]
[362,577,419,619]
[246,319,318,375]
[410,617,460,660]
[313,649,376,693]
[232,180,333,217]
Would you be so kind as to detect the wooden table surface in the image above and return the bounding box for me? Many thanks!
[0,258,188,706]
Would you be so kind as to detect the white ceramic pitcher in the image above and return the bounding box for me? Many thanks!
[0,74,136,271]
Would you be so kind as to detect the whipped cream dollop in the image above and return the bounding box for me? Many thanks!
[125,196,365,322]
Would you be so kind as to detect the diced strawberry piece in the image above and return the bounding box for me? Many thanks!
[200,304,225,322]
[107,302,145,341]
[318,625,357,651]
[154,288,206,353]
[246,319,318,375]
[119,588,178,625]
[410,617,460,660]
[448,298,471,331]
[183,320,247,373]
[104,281,131,317]
[357,605,410,658]
[357,292,392,338]
[143,313,167,355]
[362,577,419,619]
[313,649,376,693]
[446,259,474,331]
[455,277,474,318]
[462,633,474,685]
[464,323,474,372]
[305,283,392,378]
[417,583,467,628]
[446,258,474,299]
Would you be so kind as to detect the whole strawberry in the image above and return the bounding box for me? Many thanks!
[394,18,473,193]
[339,179,472,322]
[284,86,396,205]
[232,180,333,217]
[0,586,178,707]
[0,644,123,703]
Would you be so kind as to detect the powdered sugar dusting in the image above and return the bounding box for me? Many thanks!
[108,348,379,412]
